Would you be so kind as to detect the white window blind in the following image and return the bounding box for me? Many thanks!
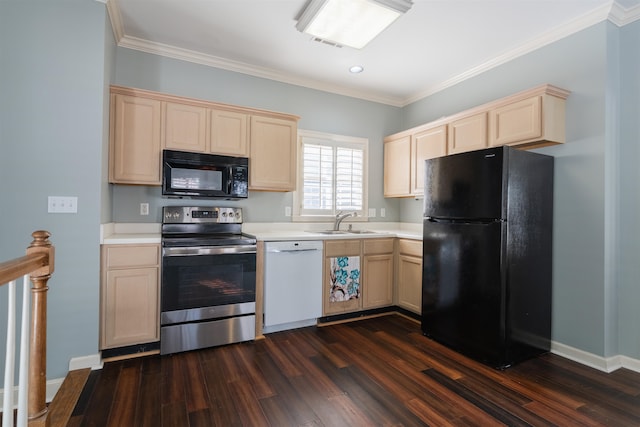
[295,130,368,220]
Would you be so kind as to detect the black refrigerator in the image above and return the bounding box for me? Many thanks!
[421,146,553,369]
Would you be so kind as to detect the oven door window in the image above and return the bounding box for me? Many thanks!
[162,252,256,312]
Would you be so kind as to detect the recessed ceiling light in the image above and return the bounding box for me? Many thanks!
[350,65,364,74]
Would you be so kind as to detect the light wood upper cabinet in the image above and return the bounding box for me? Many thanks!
[210,109,249,156]
[100,244,160,350]
[383,85,569,197]
[489,91,567,148]
[109,86,299,190]
[249,115,297,191]
[109,94,162,185]
[163,102,208,152]
[411,125,447,196]
[383,135,411,197]
[384,124,447,198]
[448,111,488,155]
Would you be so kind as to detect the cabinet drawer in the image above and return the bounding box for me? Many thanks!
[363,238,394,255]
[324,239,361,257]
[398,239,422,257]
[104,245,160,268]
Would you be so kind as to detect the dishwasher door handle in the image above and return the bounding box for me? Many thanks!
[268,248,320,253]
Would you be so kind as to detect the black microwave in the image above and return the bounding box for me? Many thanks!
[162,150,249,199]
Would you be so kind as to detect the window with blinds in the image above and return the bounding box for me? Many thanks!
[294,130,368,220]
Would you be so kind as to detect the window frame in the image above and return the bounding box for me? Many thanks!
[293,129,369,223]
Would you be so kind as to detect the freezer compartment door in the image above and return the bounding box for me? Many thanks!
[423,147,505,220]
[421,219,507,367]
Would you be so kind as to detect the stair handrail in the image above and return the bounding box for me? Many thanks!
[1,231,54,427]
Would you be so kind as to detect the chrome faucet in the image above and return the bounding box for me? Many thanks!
[334,211,357,231]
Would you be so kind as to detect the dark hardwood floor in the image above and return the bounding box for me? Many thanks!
[68,315,640,426]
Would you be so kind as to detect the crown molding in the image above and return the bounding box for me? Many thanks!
[609,1,640,26]
[105,0,639,108]
[117,35,405,107]
[105,0,124,43]
[403,2,617,105]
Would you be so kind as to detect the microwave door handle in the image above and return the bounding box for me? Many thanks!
[227,167,233,194]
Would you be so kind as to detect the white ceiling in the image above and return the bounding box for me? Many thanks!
[107,0,640,107]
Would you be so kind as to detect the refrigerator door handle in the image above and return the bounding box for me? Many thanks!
[425,217,505,225]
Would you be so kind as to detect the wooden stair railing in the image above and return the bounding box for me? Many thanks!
[1,231,54,427]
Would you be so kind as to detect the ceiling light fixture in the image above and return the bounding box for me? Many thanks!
[296,0,413,49]
[349,65,364,73]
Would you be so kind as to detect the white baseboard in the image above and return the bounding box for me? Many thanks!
[69,353,103,371]
[0,378,64,412]
[0,353,102,412]
[551,341,640,373]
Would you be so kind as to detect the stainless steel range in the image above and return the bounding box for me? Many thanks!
[160,206,256,355]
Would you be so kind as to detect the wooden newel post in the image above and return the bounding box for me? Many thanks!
[26,230,54,421]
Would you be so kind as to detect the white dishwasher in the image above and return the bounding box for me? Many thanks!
[263,240,323,333]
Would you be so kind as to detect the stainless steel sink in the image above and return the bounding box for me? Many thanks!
[306,229,378,235]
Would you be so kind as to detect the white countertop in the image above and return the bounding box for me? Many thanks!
[100,222,422,245]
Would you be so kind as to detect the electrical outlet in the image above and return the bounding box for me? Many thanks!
[48,196,78,213]
[368,208,376,218]
[285,206,292,217]
[380,208,386,218]
[140,203,149,216]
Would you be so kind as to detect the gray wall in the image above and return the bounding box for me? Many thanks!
[1,1,638,384]
[112,49,403,223]
[617,20,640,358]
[0,0,112,379]
[400,21,640,360]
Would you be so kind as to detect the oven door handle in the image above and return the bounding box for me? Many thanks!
[163,245,257,257]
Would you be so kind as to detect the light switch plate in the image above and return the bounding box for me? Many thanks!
[285,206,292,217]
[48,196,78,213]
[368,208,376,218]
[380,208,386,218]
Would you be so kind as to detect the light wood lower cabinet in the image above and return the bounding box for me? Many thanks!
[396,239,423,315]
[323,238,395,315]
[100,244,160,350]
[362,238,394,309]
[324,239,362,315]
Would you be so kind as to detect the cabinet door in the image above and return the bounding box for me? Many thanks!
[447,112,487,155]
[210,109,249,156]
[489,96,542,147]
[397,255,422,314]
[164,102,207,152]
[249,116,297,191]
[363,254,394,309]
[383,135,411,197]
[102,267,159,349]
[324,254,361,315]
[110,94,161,184]
[411,125,447,196]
